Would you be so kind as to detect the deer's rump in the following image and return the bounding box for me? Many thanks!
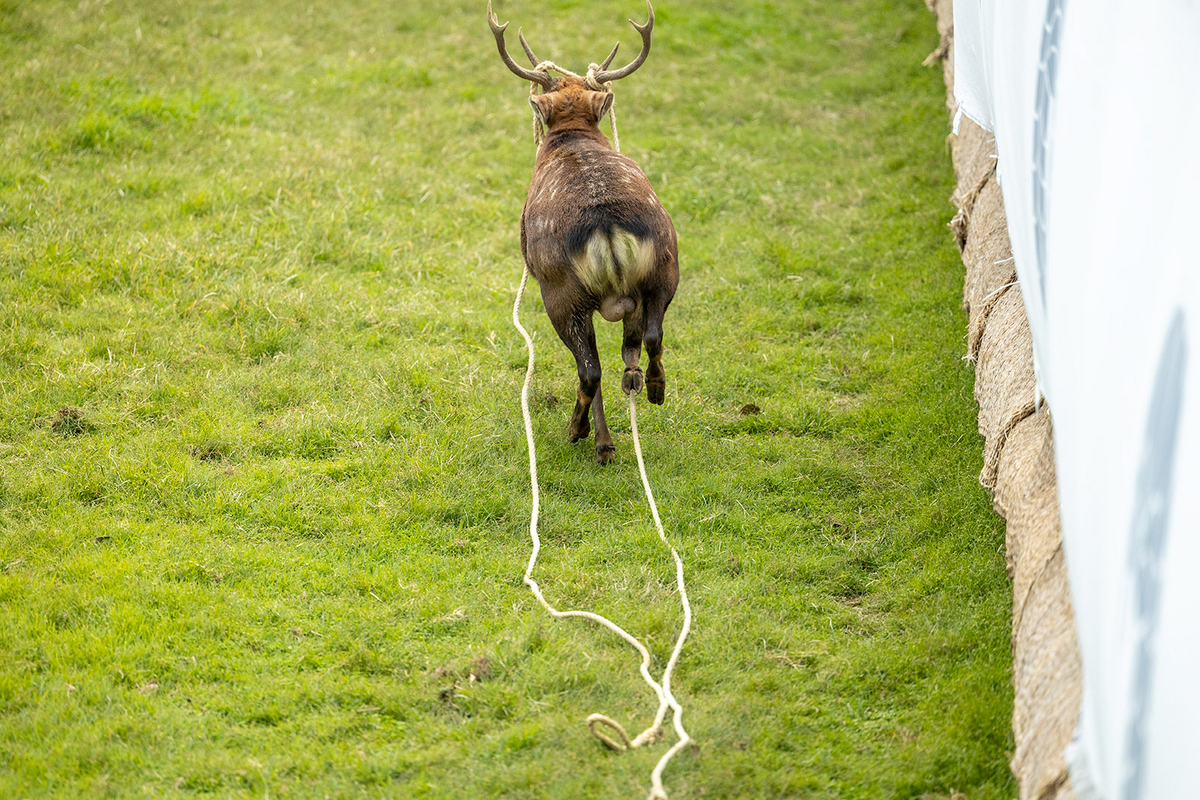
[523,188,674,293]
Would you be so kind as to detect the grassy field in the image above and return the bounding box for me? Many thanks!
[0,0,1015,797]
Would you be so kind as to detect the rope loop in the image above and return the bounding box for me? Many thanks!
[587,714,634,751]
[584,62,610,92]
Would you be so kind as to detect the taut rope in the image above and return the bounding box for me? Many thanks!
[512,264,692,799]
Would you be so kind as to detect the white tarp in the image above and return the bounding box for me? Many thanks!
[952,1,1200,798]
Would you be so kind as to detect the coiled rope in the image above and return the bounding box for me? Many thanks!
[512,262,692,798]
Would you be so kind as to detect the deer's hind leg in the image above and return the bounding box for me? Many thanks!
[620,302,647,397]
[545,297,614,464]
[590,384,615,465]
[643,291,671,406]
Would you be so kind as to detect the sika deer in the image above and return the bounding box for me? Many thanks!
[488,1,679,465]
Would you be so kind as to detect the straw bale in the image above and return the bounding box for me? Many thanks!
[947,118,1011,324]
[973,286,1037,488]
[994,414,1079,800]
[962,179,1017,335]
[994,413,1059,617]
[951,117,998,212]
[1011,541,1079,800]
[984,400,1079,800]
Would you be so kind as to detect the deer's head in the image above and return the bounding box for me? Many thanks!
[487,1,654,134]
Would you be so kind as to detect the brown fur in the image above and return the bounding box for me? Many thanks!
[516,75,679,464]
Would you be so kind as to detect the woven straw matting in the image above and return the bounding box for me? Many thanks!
[924,2,1081,797]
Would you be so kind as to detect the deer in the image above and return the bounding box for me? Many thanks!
[488,0,679,466]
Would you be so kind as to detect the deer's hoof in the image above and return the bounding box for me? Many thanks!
[622,367,644,396]
[596,443,616,465]
[646,381,665,405]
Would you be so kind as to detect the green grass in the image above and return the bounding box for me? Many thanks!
[0,0,1014,797]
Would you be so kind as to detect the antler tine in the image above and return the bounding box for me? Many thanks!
[599,41,620,70]
[591,0,653,84]
[517,28,541,67]
[487,1,553,89]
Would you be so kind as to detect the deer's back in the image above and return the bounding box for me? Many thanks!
[521,133,676,301]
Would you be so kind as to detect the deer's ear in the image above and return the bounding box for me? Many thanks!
[529,93,555,126]
[591,91,614,122]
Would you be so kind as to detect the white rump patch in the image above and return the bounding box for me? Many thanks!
[571,228,656,299]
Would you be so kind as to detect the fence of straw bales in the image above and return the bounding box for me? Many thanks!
[924,2,1081,797]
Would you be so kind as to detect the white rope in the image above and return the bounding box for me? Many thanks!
[512,266,692,800]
